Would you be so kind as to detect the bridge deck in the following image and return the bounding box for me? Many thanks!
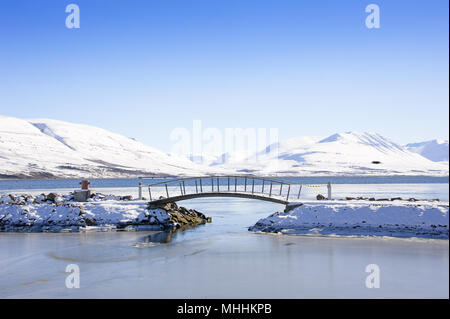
[141,176,311,211]
[148,191,290,206]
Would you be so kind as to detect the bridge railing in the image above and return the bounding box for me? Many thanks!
[138,176,324,202]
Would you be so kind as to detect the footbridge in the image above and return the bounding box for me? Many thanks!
[140,176,314,211]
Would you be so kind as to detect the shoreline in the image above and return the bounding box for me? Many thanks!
[249,200,449,240]
[0,192,210,233]
[1,175,449,181]
[251,230,450,243]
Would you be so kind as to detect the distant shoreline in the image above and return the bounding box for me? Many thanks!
[1,175,449,181]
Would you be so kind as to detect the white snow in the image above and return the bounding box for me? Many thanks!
[1,115,448,178]
[405,139,449,164]
[215,132,449,176]
[0,116,220,178]
[250,200,449,239]
[0,194,170,231]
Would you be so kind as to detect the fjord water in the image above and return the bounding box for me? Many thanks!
[0,177,448,298]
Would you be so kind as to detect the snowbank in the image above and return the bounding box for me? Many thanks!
[249,201,449,239]
[0,193,207,232]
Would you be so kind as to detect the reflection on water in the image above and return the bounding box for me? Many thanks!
[133,223,211,247]
[133,231,173,247]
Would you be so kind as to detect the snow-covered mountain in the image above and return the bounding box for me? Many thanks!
[1,116,448,179]
[0,116,217,179]
[212,132,449,176]
[405,139,449,163]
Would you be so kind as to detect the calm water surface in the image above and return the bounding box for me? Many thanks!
[0,176,448,191]
[0,198,448,298]
[0,178,448,298]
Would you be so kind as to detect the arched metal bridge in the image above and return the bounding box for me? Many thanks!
[140,176,308,211]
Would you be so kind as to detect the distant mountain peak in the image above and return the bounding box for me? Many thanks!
[211,131,448,176]
[405,139,449,163]
[319,132,380,143]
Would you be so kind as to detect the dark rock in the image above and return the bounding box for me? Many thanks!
[120,195,133,201]
[163,202,179,211]
[46,193,58,203]
[316,194,326,200]
[390,197,402,201]
[85,218,96,226]
[346,197,356,200]
[167,207,207,228]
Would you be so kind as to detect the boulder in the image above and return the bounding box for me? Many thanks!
[85,218,96,226]
[46,193,58,203]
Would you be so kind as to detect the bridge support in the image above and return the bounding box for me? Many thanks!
[138,182,143,200]
[284,202,303,213]
[327,182,332,200]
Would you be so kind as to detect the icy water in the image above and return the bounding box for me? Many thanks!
[0,176,448,191]
[0,178,448,298]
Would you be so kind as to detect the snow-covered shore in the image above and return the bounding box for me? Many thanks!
[0,193,208,232]
[249,200,449,239]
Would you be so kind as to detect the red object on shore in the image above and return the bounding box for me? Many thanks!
[80,180,90,190]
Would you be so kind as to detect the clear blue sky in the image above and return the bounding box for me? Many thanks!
[0,0,448,151]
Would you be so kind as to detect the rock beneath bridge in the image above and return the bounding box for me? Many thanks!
[148,202,210,230]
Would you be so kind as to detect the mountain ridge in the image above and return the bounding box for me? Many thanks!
[0,116,448,178]
[210,131,448,176]
[405,139,449,163]
[0,116,216,179]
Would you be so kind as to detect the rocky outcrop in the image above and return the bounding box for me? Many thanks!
[0,193,209,232]
[148,202,209,230]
